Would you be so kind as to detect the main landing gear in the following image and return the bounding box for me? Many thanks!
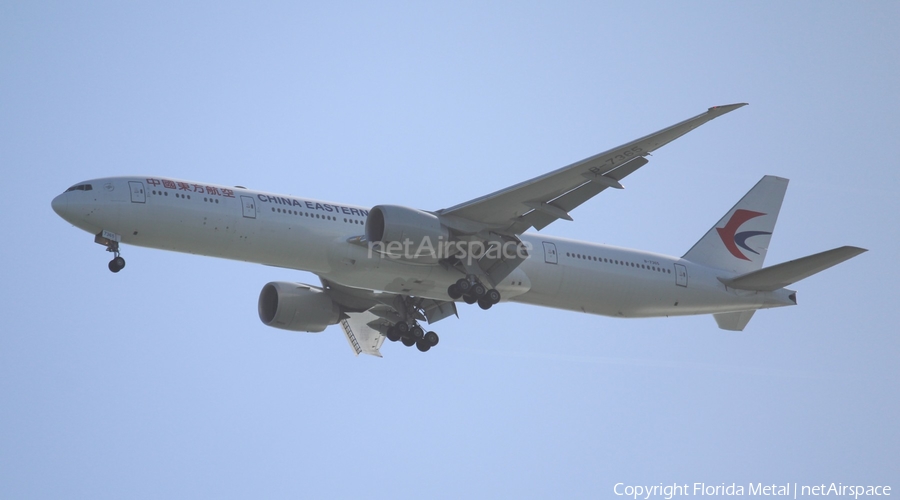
[447,277,501,310]
[383,295,441,353]
[385,321,440,352]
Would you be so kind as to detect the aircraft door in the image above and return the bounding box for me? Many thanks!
[542,241,558,264]
[674,263,688,287]
[241,195,256,219]
[128,181,145,203]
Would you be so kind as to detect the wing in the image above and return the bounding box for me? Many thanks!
[437,104,747,234]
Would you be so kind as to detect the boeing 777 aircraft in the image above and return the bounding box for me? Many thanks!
[51,104,866,357]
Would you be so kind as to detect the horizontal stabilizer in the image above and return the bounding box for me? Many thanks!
[714,310,756,331]
[720,246,867,291]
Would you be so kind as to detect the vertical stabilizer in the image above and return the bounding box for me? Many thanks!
[713,310,756,331]
[683,176,788,274]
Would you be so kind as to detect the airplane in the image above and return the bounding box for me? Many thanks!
[51,103,866,357]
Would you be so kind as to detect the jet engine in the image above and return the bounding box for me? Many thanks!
[257,282,341,332]
[365,205,451,263]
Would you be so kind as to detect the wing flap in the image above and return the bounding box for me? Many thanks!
[720,246,867,291]
[516,156,650,231]
[551,156,650,213]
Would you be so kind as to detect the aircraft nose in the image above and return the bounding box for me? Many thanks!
[51,193,68,217]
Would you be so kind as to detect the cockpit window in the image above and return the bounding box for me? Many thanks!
[65,184,93,192]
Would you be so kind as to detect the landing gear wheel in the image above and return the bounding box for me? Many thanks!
[425,331,439,346]
[463,294,477,305]
[456,278,471,293]
[478,298,493,310]
[447,284,462,300]
[416,339,431,352]
[386,326,401,342]
[401,336,416,347]
[486,289,501,304]
[410,325,424,339]
[108,256,125,273]
[395,322,409,334]
[472,283,486,298]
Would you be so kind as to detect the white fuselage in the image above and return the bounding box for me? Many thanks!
[51,176,795,319]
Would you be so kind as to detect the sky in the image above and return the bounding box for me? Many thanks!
[2,2,898,498]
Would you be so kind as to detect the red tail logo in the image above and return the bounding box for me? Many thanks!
[716,210,770,261]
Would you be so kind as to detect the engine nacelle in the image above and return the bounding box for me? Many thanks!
[257,282,341,333]
[365,205,450,262]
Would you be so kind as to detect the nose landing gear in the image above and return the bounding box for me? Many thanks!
[108,255,126,273]
[95,230,125,273]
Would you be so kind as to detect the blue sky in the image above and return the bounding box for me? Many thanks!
[2,2,898,498]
